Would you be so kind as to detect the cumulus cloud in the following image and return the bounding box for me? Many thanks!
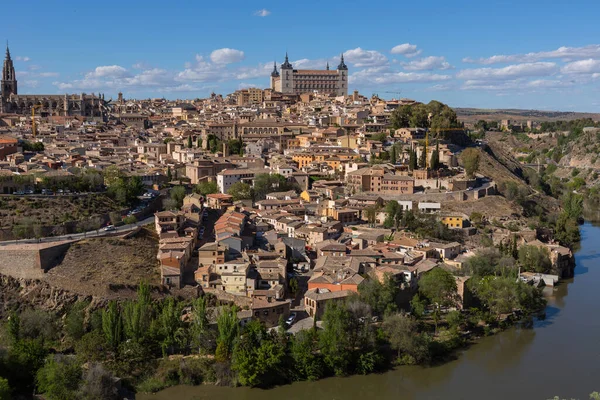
[343,48,388,67]
[402,56,452,71]
[390,43,421,57]
[561,59,600,74]
[456,62,558,81]
[254,9,271,17]
[463,44,600,64]
[88,65,129,78]
[350,66,451,85]
[210,48,245,64]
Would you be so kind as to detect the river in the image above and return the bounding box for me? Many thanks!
[142,223,600,400]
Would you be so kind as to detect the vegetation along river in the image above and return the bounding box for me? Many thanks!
[142,223,600,400]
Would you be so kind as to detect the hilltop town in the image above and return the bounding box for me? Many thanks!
[0,46,589,395]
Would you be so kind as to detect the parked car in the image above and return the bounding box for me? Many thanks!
[13,190,24,195]
[286,312,297,326]
[25,189,34,195]
[103,225,116,232]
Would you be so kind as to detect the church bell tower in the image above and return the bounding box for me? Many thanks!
[2,43,18,98]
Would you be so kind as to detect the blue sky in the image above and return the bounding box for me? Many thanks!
[3,0,600,111]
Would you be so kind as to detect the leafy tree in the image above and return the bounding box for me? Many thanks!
[382,314,430,364]
[170,186,186,209]
[389,145,397,164]
[409,149,418,171]
[291,329,324,381]
[471,276,545,317]
[123,215,137,225]
[195,181,218,196]
[364,205,379,225]
[460,148,480,178]
[430,140,440,170]
[215,306,239,362]
[158,297,185,356]
[464,248,503,277]
[102,301,123,352]
[419,140,428,169]
[554,211,581,246]
[0,377,10,400]
[371,132,387,143]
[319,302,353,376]
[123,282,152,343]
[391,105,412,128]
[232,320,285,387]
[36,355,82,400]
[19,309,58,343]
[65,301,89,341]
[383,200,403,229]
[518,245,551,273]
[418,268,458,332]
[190,297,211,354]
[289,277,299,295]
[103,165,124,187]
[227,182,253,201]
[409,104,429,128]
[358,275,399,316]
[187,135,193,149]
[562,192,583,220]
[253,173,296,200]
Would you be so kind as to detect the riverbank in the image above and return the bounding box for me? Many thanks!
[142,223,600,400]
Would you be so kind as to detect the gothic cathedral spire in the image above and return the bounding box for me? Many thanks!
[2,41,17,98]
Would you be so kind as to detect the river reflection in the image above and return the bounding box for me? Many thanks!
[141,224,600,400]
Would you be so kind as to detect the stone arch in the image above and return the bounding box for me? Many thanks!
[52,101,58,108]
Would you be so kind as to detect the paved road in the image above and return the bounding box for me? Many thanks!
[0,216,154,246]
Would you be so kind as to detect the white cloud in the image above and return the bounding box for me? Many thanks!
[456,62,558,80]
[38,72,59,77]
[461,78,574,91]
[88,65,129,78]
[210,48,245,64]
[15,56,30,62]
[402,56,452,71]
[561,59,600,74]
[238,82,259,89]
[254,9,271,17]
[344,48,388,67]
[350,66,451,85]
[390,43,421,57]
[463,44,600,64]
[22,80,39,88]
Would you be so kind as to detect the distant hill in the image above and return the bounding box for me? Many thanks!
[455,108,600,123]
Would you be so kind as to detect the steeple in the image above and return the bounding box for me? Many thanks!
[326,62,329,70]
[337,53,347,71]
[271,61,279,77]
[281,51,293,69]
[2,41,17,97]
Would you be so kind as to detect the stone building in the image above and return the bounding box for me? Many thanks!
[1,44,107,117]
[270,53,348,96]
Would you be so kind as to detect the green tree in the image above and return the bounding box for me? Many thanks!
[289,277,299,295]
[364,205,379,225]
[419,140,428,169]
[65,301,89,341]
[232,320,285,387]
[382,314,430,364]
[460,148,480,178]
[358,275,399,316]
[0,377,10,400]
[291,329,324,381]
[430,140,440,170]
[102,301,123,352]
[36,355,82,400]
[391,105,412,128]
[170,186,186,209]
[197,137,202,148]
[409,104,430,128]
[190,296,211,354]
[79,363,119,400]
[471,276,545,317]
[319,302,353,376]
[562,192,583,220]
[253,173,295,200]
[167,166,172,181]
[123,282,152,343]
[195,181,218,196]
[518,245,551,273]
[103,165,124,187]
[158,297,185,356]
[383,201,403,229]
[418,268,458,332]
[187,135,193,148]
[409,149,418,171]
[215,306,239,362]
[389,145,397,164]
[227,182,253,201]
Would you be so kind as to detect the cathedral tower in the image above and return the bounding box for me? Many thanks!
[2,43,17,98]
